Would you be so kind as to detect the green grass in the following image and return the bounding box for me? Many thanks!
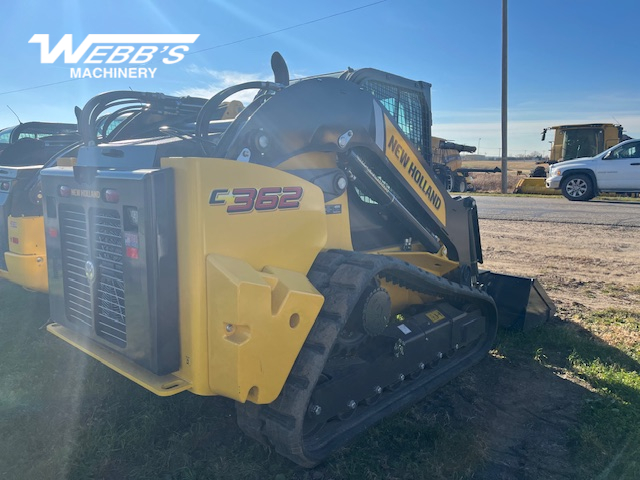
[0,280,484,480]
[2,279,639,479]
[496,308,640,480]
[325,405,486,480]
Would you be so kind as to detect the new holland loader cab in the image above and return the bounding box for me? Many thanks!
[41,53,554,467]
[0,94,223,292]
[514,123,629,194]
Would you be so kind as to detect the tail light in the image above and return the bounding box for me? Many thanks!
[103,188,120,203]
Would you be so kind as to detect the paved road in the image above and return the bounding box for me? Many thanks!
[470,195,640,227]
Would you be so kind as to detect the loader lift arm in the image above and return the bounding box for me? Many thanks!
[197,76,483,281]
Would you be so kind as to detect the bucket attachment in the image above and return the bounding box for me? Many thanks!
[479,272,556,331]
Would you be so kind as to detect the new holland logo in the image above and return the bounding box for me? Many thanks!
[29,34,200,79]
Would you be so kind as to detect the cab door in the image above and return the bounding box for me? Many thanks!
[597,141,640,191]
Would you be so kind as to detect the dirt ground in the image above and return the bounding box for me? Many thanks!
[480,219,640,313]
[430,219,640,479]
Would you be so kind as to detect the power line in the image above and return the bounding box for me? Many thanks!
[0,0,390,98]
[186,0,389,56]
[0,78,80,97]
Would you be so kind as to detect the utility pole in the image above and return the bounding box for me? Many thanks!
[501,0,508,193]
[478,138,481,155]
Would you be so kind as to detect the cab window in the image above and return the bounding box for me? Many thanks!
[17,132,37,140]
[608,142,640,159]
[0,127,14,144]
[361,79,427,155]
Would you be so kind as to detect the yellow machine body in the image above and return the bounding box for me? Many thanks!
[0,215,48,292]
[166,157,328,403]
[49,152,460,403]
[50,158,329,403]
[513,177,559,195]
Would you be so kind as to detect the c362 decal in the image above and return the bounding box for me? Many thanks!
[209,186,303,213]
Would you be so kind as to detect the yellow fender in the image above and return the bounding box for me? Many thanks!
[0,215,48,292]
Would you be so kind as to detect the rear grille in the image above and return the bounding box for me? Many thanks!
[59,205,92,327]
[59,205,127,348]
[94,209,126,348]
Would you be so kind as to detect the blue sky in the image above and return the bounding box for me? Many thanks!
[1,0,639,157]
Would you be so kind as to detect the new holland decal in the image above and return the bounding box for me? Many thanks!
[209,186,303,213]
[383,117,446,226]
[70,188,101,199]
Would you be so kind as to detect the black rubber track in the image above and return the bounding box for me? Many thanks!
[236,250,498,467]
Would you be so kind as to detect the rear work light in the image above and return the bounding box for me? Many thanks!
[0,181,10,191]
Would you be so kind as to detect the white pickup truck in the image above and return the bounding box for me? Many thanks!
[546,138,640,200]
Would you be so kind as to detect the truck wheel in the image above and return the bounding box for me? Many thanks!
[455,178,467,193]
[445,174,454,192]
[561,174,594,201]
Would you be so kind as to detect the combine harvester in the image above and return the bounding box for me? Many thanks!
[514,123,629,194]
[40,53,555,466]
[431,137,500,193]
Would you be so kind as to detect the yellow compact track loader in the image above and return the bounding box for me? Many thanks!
[41,53,554,467]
